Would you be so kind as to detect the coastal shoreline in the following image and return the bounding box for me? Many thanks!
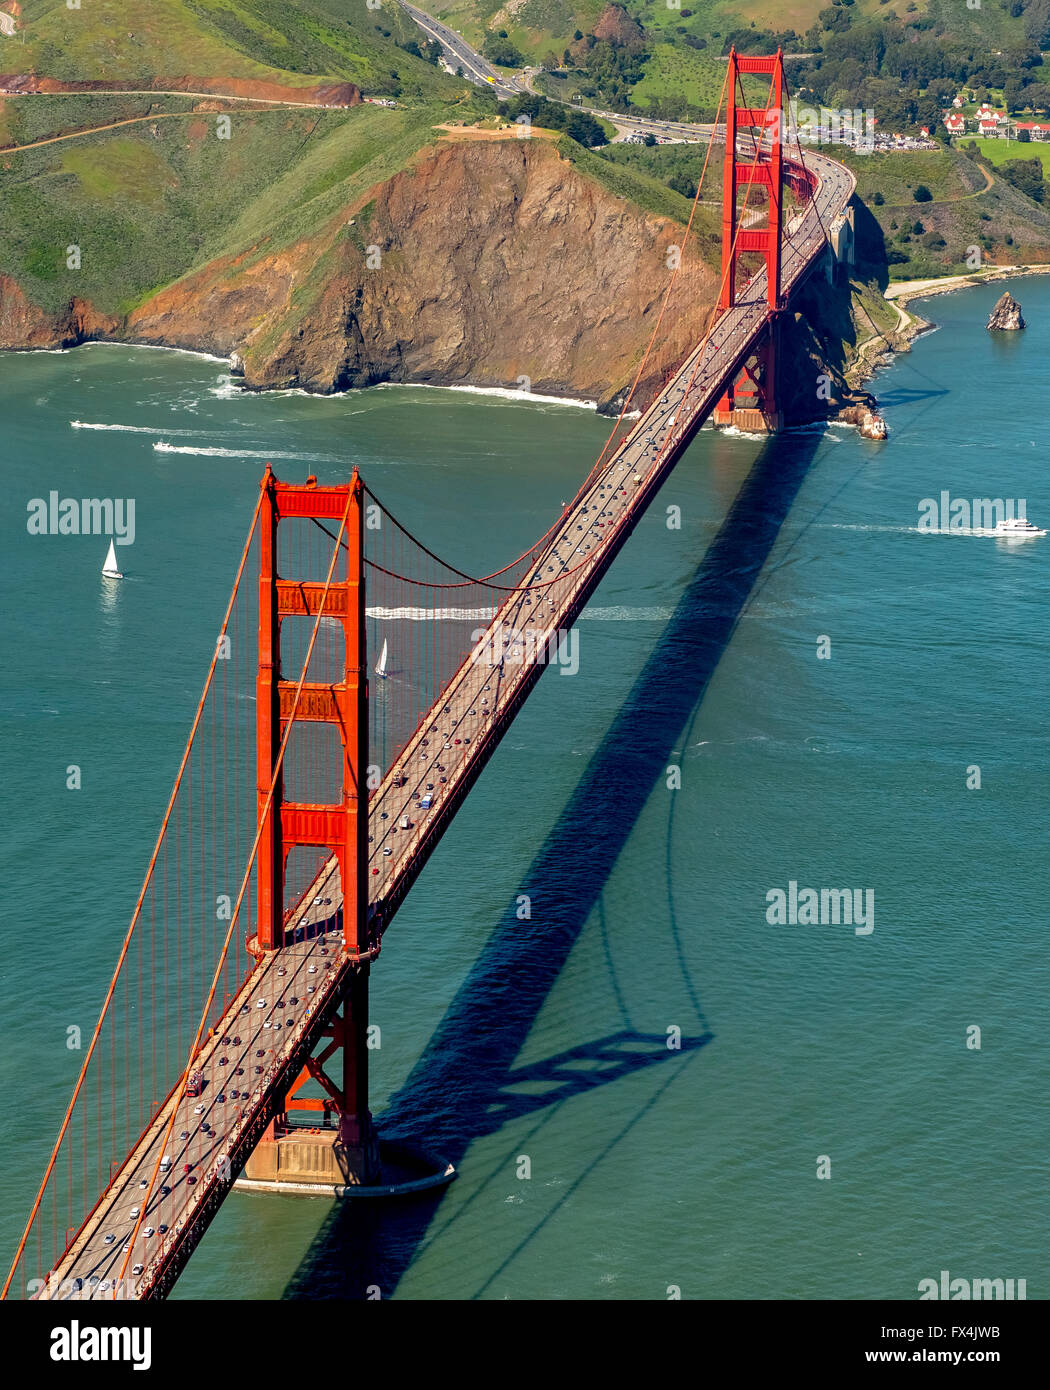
[6,262,1045,429]
[846,262,1048,407]
[885,261,1050,309]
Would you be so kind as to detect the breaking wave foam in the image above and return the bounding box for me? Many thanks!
[378,382,601,411]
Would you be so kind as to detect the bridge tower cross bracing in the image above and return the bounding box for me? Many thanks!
[251,465,380,1185]
[713,48,786,434]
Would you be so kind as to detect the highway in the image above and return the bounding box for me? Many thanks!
[363,145,854,924]
[400,0,715,143]
[400,2,523,96]
[36,122,853,1302]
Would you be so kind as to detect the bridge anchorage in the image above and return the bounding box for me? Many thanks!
[713,50,785,435]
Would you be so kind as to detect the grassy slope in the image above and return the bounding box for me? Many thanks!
[18,0,316,84]
[973,137,1050,176]
[0,93,200,147]
[561,132,719,237]
[0,1,487,318]
[839,145,1050,279]
[13,0,462,100]
[0,101,449,315]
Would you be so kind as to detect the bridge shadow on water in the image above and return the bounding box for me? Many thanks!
[283,426,827,1300]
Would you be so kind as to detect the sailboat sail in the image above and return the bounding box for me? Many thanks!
[102,539,123,579]
[375,638,388,678]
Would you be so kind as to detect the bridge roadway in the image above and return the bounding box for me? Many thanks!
[40,146,853,1300]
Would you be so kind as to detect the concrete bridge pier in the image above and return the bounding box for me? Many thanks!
[335,965,381,1184]
[712,317,783,433]
[238,963,454,1198]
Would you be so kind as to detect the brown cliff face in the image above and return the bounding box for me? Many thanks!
[132,139,715,408]
[125,245,309,358]
[0,273,118,347]
[249,139,717,406]
[5,138,718,411]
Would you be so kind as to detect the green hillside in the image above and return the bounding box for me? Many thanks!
[8,0,462,100]
[0,101,448,315]
[427,0,1045,123]
[839,143,1050,280]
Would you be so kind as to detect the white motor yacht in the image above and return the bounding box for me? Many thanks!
[993,517,1046,539]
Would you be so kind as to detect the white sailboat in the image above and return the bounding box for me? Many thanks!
[375,638,389,678]
[102,539,123,580]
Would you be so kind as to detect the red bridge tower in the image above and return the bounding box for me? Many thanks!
[713,49,786,434]
[249,466,380,1186]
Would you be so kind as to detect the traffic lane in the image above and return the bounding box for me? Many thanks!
[47,925,344,1298]
[58,938,333,1294]
[46,194,847,1282]
[361,162,848,911]
[401,2,519,93]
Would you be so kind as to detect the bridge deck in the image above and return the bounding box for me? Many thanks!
[41,147,853,1300]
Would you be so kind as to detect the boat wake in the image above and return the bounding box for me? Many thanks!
[72,420,208,435]
[366,606,497,621]
[153,442,338,461]
[579,605,673,621]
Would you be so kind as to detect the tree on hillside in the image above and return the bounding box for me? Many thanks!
[1024,0,1050,50]
[999,157,1046,203]
[483,32,525,67]
[913,185,933,202]
[564,110,606,147]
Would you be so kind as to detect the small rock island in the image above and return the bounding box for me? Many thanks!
[987,291,1026,331]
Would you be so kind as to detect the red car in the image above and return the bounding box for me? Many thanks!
[186,1069,205,1097]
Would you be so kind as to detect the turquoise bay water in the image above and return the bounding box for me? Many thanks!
[1,280,1048,1300]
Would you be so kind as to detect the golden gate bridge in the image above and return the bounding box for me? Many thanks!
[4,51,855,1300]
